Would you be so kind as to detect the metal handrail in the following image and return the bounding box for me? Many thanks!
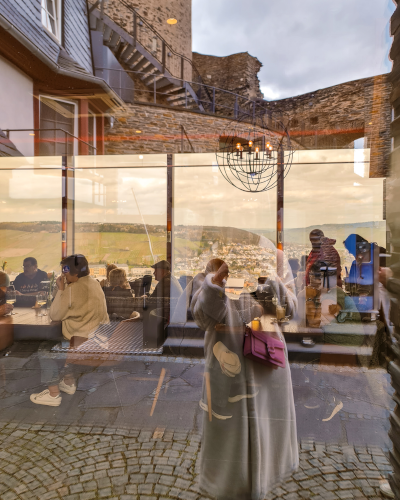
[98,0,214,105]
[4,128,97,153]
[95,66,273,124]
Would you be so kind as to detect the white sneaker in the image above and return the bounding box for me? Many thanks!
[199,400,232,420]
[59,379,77,395]
[380,482,395,499]
[30,389,61,406]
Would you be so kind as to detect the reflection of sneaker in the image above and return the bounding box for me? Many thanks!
[380,482,395,498]
[199,400,232,420]
[228,390,259,403]
[59,379,76,395]
[30,390,61,406]
[301,337,316,347]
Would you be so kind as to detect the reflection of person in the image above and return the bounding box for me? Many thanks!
[99,263,117,289]
[30,254,109,407]
[14,257,48,295]
[305,230,342,287]
[0,271,13,316]
[149,260,182,299]
[321,236,342,287]
[191,259,298,499]
[109,268,130,290]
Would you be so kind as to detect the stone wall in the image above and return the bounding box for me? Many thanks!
[104,102,296,154]
[261,74,391,178]
[104,73,391,178]
[103,0,192,68]
[192,51,263,100]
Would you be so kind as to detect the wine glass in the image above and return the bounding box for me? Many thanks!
[36,291,47,317]
[6,288,16,315]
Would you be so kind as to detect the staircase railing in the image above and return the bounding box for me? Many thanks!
[90,0,213,106]
[88,0,292,133]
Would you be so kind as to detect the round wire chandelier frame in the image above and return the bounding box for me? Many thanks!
[215,112,295,192]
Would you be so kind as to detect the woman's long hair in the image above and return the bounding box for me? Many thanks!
[109,268,130,289]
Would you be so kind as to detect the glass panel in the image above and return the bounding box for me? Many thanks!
[0,157,62,280]
[173,153,277,298]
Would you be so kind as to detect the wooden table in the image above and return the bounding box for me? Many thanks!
[0,307,62,348]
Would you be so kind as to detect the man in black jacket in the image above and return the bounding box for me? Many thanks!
[14,257,48,295]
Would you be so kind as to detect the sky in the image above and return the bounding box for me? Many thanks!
[192,0,395,100]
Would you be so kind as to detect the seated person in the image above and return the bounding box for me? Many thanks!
[0,271,13,316]
[149,260,182,299]
[14,257,48,295]
[99,263,117,289]
[108,268,130,290]
[30,254,109,407]
[149,260,183,321]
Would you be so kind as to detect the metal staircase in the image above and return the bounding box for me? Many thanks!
[88,0,213,111]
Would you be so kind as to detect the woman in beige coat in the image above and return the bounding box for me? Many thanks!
[191,259,298,500]
[30,254,109,407]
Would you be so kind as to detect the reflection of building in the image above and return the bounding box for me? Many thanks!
[0,1,123,157]
[89,265,106,277]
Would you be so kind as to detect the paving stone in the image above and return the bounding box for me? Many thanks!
[337,480,354,489]
[129,473,146,484]
[138,483,153,495]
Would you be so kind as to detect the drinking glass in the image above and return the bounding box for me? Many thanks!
[276,304,286,322]
[5,288,16,315]
[36,291,47,317]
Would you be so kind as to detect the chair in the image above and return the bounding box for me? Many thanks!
[143,307,167,348]
[129,275,152,296]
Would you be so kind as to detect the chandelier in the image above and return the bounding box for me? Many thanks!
[215,112,294,192]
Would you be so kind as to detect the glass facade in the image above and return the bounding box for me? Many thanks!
[0,1,398,499]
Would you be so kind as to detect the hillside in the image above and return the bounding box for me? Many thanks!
[251,221,386,248]
[0,230,200,273]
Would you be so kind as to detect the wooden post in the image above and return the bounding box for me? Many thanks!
[276,145,284,278]
[61,155,75,259]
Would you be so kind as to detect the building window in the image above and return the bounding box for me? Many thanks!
[88,112,96,155]
[39,96,76,156]
[41,0,61,41]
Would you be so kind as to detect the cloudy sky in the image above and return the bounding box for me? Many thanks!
[192,0,395,99]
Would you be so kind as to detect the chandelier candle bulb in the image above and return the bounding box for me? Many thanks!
[255,146,259,159]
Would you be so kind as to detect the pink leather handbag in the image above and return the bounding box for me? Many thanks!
[243,327,286,368]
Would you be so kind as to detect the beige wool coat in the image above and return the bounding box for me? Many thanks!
[49,275,109,339]
[191,274,299,500]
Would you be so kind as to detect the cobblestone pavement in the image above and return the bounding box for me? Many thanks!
[0,422,393,500]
